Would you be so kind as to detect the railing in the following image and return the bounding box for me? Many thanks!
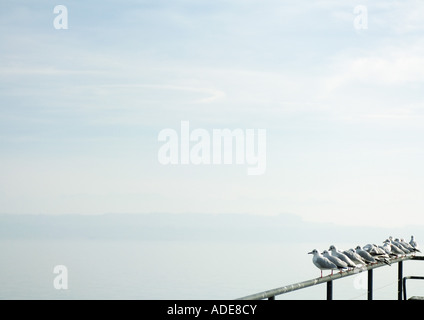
[237,255,424,300]
[403,275,424,300]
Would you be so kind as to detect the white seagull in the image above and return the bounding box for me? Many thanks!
[355,245,377,264]
[308,249,338,278]
[328,245,357,269]
[343,249,369,266]
[379,242,397,257]
[384,239,405,256]
[394,238,412,254]
[410,235,420,252]
[364,244,392,265]
[365,244,391,258]
[388,236,408,254]
[322,250,349,273]
[400,238,419,253]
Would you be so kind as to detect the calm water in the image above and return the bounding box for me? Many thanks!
[0,239,423,300]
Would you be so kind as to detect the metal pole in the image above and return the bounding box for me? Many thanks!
[367,269,373,300]
[403,277,407,301]
[398,261,403,300]
[327,281,333,300]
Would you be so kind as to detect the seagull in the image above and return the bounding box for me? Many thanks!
[322,250,348,273]
[410,235,420,252]
[364,244,392,266]
[344,248,369,266]
[308,249,338,278]
[400,238,419,253]
[394,238,412,253]
[365,244,391,258]
[328,245,357,269]
[355,245,377,264]
[384,239,405,255]
[379,242,398,257]
[388,236,407,255]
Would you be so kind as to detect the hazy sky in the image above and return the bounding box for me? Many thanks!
[1,0,424,227]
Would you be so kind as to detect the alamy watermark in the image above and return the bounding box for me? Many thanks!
[53,265,68,290]
[353,5,368,30]
[53,5,68,29]
[352,268,367,290]
[158,121,266,175]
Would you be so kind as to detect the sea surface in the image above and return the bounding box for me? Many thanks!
[0,239,423,300]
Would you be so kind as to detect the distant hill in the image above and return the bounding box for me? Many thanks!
[0,213,422,244]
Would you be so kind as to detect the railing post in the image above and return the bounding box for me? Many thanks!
[398,261,403,300]
[327,281,333,300]
[367,269,373,300]
[403,277,408,301]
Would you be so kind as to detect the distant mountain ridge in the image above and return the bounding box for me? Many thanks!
[0,213,421,244]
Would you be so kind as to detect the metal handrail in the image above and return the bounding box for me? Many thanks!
[237,255,424,300]
[403,275,424,300]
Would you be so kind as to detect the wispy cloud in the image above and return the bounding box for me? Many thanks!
[2,1,424,226]
[96,84,226,104]
[325,44,424,89]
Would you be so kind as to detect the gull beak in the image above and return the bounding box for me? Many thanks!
[308,251,313,254]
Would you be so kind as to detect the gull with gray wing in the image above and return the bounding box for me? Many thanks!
[328,245,357,269]
[343,248,368,266]
[308,249,338,278]
[322,250,348,273]
[355,245,377,264]
[410,235,420,252]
